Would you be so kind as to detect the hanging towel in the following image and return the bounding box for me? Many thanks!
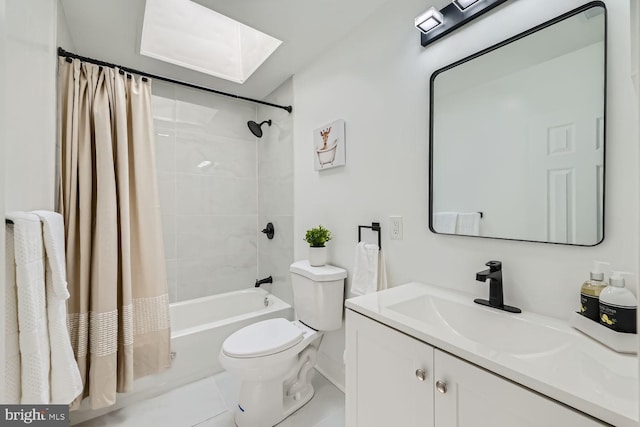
[433,212,458,233]
[456,212,481,236]
[351,242,388,296]
[351,242,378,296]
[377,248,388,292]
[4,223,21,404]
[33,211,83,404]
[6,212,51,404]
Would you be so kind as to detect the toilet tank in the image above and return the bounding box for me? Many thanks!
[289,260,347,331]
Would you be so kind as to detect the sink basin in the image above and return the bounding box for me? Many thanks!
[387,293,571,355]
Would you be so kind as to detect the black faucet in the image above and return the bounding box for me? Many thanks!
[474,261,521,313]
[255,276,273,287]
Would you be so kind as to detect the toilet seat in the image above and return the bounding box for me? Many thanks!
[222,318,304,358]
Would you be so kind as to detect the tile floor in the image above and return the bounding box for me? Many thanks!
[77,369,345,427]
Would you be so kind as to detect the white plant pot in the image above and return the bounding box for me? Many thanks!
[308,246,327,267]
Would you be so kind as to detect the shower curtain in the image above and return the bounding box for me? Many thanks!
[58,58,171,410]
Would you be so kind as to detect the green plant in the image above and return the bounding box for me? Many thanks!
[304,225,332,247]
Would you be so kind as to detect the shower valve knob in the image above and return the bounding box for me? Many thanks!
[261,222,275,239]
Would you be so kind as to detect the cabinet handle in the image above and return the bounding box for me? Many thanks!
[436,380,448,394]
[415,369,427,381]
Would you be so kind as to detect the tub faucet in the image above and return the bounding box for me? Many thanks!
[255,276,273,287]
[474,261,521,313]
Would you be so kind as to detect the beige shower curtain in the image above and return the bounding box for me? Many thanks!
[58,58,171,410]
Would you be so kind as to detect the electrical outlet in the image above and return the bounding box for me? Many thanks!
[390,216,403,240]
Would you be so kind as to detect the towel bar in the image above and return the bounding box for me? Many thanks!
[358,222,381,249]
[5,219,13,224]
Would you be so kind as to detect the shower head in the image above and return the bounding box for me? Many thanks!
[247,120,272,138]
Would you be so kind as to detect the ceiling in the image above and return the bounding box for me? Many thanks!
[60,0,392,100]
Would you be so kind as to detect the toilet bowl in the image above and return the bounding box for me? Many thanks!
[219,261,347,427]
[219,319,320,427]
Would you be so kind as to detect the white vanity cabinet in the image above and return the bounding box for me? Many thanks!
[345,308,434,427]
[346,310,607,427]
[433,348,606,427]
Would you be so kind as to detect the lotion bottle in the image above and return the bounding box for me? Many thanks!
[580,261,609,321]
[599,271,637,334]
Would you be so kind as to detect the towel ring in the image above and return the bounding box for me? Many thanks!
[358,222,381,249]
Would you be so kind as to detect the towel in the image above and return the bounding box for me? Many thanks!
[350,242,387,296]
[6,212,51,404]
[433,212,458,233]
[33,211,83,404]
[456,212,481,236]
[377,248,388,291]
[4,223,21,404]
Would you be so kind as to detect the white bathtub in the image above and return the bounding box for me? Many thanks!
[71,288,292,425]
[168,288,292,379]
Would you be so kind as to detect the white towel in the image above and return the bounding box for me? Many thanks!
[4,223,21,404]
[456,212,481,236]
[377,248,388,291]
[33,210,83,404]
[433,212,458,233]
[6,212,51,404]
[351,242,387,296]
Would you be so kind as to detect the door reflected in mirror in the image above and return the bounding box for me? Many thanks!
[429,3,606,246]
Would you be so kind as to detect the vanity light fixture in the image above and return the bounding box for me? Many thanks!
[452,0,481,11]
[418,0,510,47]
[414,7,444,34]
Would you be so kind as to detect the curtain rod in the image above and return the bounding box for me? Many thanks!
[57,47,293,114]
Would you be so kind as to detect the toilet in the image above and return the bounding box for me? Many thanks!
[219,260,347,427]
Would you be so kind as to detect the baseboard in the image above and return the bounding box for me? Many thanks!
[314,358,345,393]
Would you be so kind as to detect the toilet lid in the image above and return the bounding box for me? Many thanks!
[222,318,304,358]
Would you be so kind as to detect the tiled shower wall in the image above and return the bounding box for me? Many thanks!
[152,82,259,302]
[257,78,295,305]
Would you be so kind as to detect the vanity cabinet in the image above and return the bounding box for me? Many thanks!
[345,310,607,427]
[345,309,434,427]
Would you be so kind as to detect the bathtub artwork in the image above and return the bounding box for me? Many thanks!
[313,119,345,170]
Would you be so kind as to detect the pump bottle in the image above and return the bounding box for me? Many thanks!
[580,261,609,321]
[599,271,637,334]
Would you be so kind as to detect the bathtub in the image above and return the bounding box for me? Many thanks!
[168,288,292,379]
[71,288,292,425]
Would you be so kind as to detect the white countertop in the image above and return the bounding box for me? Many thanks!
[345,282,638,427]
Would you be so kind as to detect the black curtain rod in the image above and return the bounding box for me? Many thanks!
[57,47,293,114]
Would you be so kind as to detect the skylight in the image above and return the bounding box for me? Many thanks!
[141,0,282,84]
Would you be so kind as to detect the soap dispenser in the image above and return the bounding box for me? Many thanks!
[599,271,637,334]
[580,261,610,321]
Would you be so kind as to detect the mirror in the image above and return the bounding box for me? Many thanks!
[429,3,606,246]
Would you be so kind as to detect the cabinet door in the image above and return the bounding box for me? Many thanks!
[434,350,607,427]
[346,310,434,427]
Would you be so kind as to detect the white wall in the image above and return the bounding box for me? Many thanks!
[57,0,75,51]
[0,0,6,404]
[293,0,638,389]
[4,0,57,212]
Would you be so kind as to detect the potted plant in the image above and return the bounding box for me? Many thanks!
[304,225,332,266]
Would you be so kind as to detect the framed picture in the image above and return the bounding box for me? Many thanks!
[313,119,345,171]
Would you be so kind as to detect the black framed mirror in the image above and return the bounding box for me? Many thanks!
[429,2,606,246]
